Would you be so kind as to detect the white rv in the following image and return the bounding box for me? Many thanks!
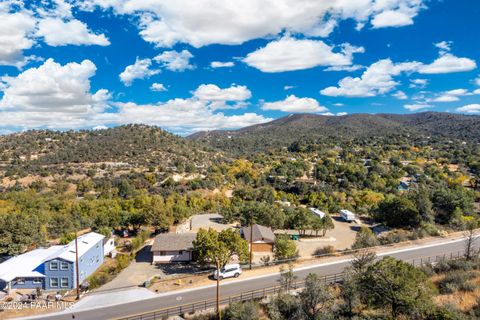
[340,209,356,222]
[309,208,326,219]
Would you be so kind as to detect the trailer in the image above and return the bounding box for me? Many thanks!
[340,209,356,222]
[309,207,326,219]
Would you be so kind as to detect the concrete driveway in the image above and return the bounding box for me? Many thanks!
[190,213,234,232]
[97,245,165,292]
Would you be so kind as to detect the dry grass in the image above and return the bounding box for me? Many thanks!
[433,271,480,312]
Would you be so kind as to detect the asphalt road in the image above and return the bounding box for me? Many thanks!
[29,237,471,320]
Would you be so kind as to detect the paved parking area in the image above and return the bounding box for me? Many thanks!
[190,213,235,232]
[97,245,165,291]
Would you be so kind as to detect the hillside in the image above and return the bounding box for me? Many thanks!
[0,124,218,177]
[189,112,480,153]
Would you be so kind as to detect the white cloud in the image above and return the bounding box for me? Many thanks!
[76,0,427,48]
[475,76,480,86]
[0,2,110,67]
[36,18,110,46]
[0,11,36,67]
[409,78,428,88]
[0,58,110,129]
[111,100,271,134]
[284,85,295,90]
[371,10,413,28]
[324,65,364,72]
[119,58,160,86]
[153,50,194,72]
[193,84,251,101]
[392,91,408,100]
[418,53,476,74]
[210,61,234,68]
[262,95,328,113]
[474,89,480,95]
[404,104,433,111]
[336,112,348,116]
[432,88,470,102]
[0,66,269,133]
[150,83,167,92]
[320,59,419,97]
[243,37,364,72]
[456,104,480,114]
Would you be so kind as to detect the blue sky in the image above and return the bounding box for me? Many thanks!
[0,0,479,135]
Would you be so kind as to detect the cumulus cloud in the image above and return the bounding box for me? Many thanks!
[243,37,364,72]
[0,58,110,129]
[36,18,110,46]
[474,76,480,86]
[262,95,328,113]
[210,61,235,68]
[0,2,109,67]
[150,83,167,92]
[119,58,160,86]
[404,104,433,111]
[0,10,37,67]
[321,43,477,98]
[110,100,270,134]
[371,10,414,28]
[419,53,476,74]
[456,104,480,114]
[392,91,408,100]
[77,0,427,47]
[320,59,419,97]
[193,84,251,101]
[409,78,428,88]
[153,50,194,72]
[0,64,269,133]
[432,89,470,102]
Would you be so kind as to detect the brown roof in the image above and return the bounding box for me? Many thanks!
[241,224,275,243]
[151,233,197,251]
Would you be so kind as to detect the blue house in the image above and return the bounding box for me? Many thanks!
[0,232,105,292]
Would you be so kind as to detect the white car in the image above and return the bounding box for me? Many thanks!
[213,264,242,280]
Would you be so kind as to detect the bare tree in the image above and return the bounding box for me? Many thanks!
[351,249,377,274]
[464,220,479,261]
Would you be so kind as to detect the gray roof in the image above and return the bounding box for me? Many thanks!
[151,233,197,251]
[241,224,275,243]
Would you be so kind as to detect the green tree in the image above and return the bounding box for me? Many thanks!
[274,235,298,261]
[361,256,434,318]
[193,228,248,268]
[351,226,379,250]
[299,273,334,320]
[375,196,421,228]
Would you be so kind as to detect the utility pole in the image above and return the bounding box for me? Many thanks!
[216,260,221,320]
[74,231,80,300]
[249,214,253,270]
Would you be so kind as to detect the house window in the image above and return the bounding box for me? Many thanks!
[33,278,42,284]
[60,277,69,288]
[60,261,69,270]
[16,278,25,284]
[50,278,59,288]
[50,261,59,270]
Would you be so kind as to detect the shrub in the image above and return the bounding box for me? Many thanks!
[434,258,476,273]
[274,235,298,261]
[223,301,259,320]
[116,254,132,271]
[313,245,336,256]
[438,271,476,294]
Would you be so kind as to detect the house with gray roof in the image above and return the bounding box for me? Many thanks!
[151,233,197,263]
[0,232,105,292]
[241,224,276,253]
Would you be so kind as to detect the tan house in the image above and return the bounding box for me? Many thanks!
[241,224,276,253]
[151,233,197,264]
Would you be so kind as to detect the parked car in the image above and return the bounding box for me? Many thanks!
[213,264,242,280]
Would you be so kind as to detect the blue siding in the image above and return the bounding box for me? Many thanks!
[43,259,75,290]
[77,239,104,284]
[10,277,44,289]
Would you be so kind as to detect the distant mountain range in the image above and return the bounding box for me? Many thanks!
[188,112,480,153]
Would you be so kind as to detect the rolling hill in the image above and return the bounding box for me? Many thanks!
[189,112,480,153]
